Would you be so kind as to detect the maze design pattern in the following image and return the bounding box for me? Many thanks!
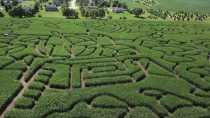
[0,19,210,118]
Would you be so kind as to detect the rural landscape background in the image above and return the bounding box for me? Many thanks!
[1,0,210,118]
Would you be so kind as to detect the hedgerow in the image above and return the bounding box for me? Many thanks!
[91,95,127,108]
[24,58,47,81]
[86,76,132,87]
[52,46,69,57]
[71,65,81,88]
[23,56,34,65]
[177,65,210,90]
[92,66,116,73]
[23,89,41,100]
[132,70,145,81]
[148,63,174,77]
[160,95,192,112]
[143,89,163,99]
[4,109,34,118]
[38,69,53,76]
[86,71,129,79]
[49,64,70,89]
[124,107,159,118]
[193,89,210,97]
[9,47,36,60]
[28,82,45,91]
[4,61,27,71]
[169,107,210,118]
[15,97,35,109]
[0,70,22,114]
[47,102,127,118]
[0,56,14,69]
[35,75,50,84]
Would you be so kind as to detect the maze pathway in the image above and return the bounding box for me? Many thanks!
[0,19,210,118]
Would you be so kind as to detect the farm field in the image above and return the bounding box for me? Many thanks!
[0,18,210,118]
[152,0,210,13]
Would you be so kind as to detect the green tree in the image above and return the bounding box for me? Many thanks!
[132,8,143,17]
[12,0,19,6]
[33,1,40,13]
[8,5,37,18]
[80,7,106,19]
[98,8,105,18]
[62,8,78,19]
[9,6,24,17]
[0,11,4,17]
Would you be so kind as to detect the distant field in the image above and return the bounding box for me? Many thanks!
[118,0,143,8]
[153,0,210,13]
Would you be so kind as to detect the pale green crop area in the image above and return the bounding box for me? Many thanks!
[154,0,210,13]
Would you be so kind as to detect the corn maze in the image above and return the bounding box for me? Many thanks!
[1,18,210,118]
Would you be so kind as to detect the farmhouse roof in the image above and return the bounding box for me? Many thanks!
[112,7,126,13]
[45,4,58,11]
[53,0,64,6]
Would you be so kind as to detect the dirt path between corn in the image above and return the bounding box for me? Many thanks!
[0,69,40,118]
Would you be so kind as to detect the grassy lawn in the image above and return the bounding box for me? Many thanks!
[108,11,139,20]
[118,0,142,8]
[21,1,35,7]
[39,8,65,18]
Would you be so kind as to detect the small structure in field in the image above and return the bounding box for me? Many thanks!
[45,4,58,11]
[112,7,126,13]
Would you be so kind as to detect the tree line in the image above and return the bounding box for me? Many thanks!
[80,7,105,19]
[149,9,209,21]
[0,0,40,17]
[76,0,127,9]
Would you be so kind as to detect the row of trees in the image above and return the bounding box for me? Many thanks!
[76,0,127,9]
[0,0,144,19]
[0,0,40,17]
[9,6,33,17]
[1,0,19,6]
[1,0,19,12]
[129,8,144,17]
[61,2,142,19]
[112,0,127,9]
[62,8,78,19]
[149,9,209,21]
[76,0,107,7]
[80,7,105,19]
[8,2,39,17]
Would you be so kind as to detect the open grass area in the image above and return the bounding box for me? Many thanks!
[21,1,35,7]
[39,10,65,18]
[0,18,210,118]
[108,11,139,20]
[118,0,143,8]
